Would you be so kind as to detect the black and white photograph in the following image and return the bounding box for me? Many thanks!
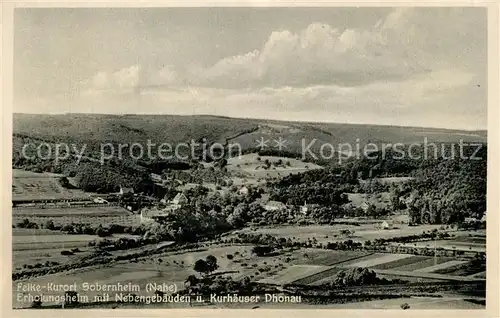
[7,5,494,311]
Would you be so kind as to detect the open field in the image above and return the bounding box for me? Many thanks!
[315,297,485,309]
[12,228,141,269]
[377,256,454,272]
[414,260,469,273]
[12,169,92,201]
[346,253,413,268]
[12,206,140,227]
[298,249,371,266]
[13,206,131,217]
[12,245,268,307]
[13,234,96,247]
[257,265,330,285]
[239,223,443,244]
[392,238,486,253]
[432,260,486,277]
[12,229,96,269]
[12,237,486,308]
[227,153,323,179]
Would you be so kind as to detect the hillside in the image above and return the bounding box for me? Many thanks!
[13,114,487,159]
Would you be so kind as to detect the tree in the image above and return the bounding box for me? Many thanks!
[206,255,218,273]
[264,159,271,168]
[30,298,42,308]
[96,227,111,237]
[185,274,199,288]
[44,220,55,230]
[193,259,209,276]
[252,245,274,257]
[400,303,410,310]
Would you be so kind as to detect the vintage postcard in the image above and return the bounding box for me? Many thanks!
[2,2,499,317]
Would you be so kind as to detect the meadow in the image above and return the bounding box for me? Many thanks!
[12,169,93,201]
[239,223,443,244]
[226,153,323,179]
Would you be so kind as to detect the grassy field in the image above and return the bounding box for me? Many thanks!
[12,228,141,270]
[382,256,454,272]
[12,206,140,227]
[257,265,330,285]
[12,228,96,269]
[227,153,323,179]
[12,244,269,307]
[414,260,469,273]
[317,297,485,309]
[297,249,371,266]
[13,206,131,217]
[240,223,443,244]
[345,253,414,268]
[393,238,486,253]
[12,169,92,201]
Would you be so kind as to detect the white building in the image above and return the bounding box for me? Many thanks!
[119,185,134,196]
[380,220,394,230]
[238,186,249,196]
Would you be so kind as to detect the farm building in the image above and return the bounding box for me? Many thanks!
[300,201,319,215]
[238,186,249,195]
[263,200,287,211]
[161,192,189,211]
[119,186,134,196]
[171,193,188,205]
[380,220,394,230]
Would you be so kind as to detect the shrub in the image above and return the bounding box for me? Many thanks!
[401,303,410,310]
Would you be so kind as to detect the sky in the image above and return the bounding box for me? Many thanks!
[14,7,487,130]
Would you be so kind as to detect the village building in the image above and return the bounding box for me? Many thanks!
[300,201,319,215]
[238,186,249,196]
[119,185,134,196]
[380,220,394,230]
[163,192,188,211]
[171,192,189,205]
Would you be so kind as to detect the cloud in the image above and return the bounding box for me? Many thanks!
[81,8,483,92]
[63,8,485,130]
[82,65,140,91]
[189,10,433,88]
